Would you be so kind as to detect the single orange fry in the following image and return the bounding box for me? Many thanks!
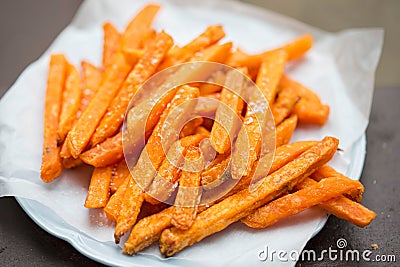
[158,25,225,70]
[40,54,68,183]
[241,177,363,228]
[84,166,113,208]
[110,160,130,194]
[276,114,298,147]
[80,132,124,167]
[102,22,122,70]
[121,4,160,51]
[172,146,203,230]
[57,64,81,143]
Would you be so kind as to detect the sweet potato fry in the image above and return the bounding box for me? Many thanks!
[311,165,363,202]
[62,157,82,169]
[172,146,203,230]
[320,197,376,227]
[295,178,375,227]
[210,69,246,154]
[121,4,160,51]
[279,33,313,61]
[241,177,363,228]
[276,114,298,147]
[104,178,129,222]
[80,61,103,112]
[40,54,68,183]
[126,45,231,155]
[102,22,122,70]
[242,140,318,189]
[194,93,220,117]
[132,85,200,191]
[199,70,225,95]
[271,85,299,125]
[91,31,173,146]
[279,75,320,102]
[194,126,211,136]
[201,153,231,187]
[57,64,81,143]
[123,206,174,255]
[67,52,133,158]
[114,177,144,243]
[279,75,329,125]
[159,137,338,256]
[80,132,123,167]
[110,160,130,193]
[256,49,288,106]
[293,99,330,126]
[226,34,312,77]
[179,117,204,138]
[84,166,113,208]
[145,134,207,204]
[230,51,286,179]
[114,86,200,242]
[158,25,225,70]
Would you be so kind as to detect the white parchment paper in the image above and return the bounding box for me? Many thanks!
[0,0,383,266]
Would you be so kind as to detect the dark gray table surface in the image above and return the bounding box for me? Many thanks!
[0,1,399,266]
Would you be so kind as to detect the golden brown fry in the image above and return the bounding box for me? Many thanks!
[226,34,313,78]
[230,51,286,179]
[125,45,230,156]
[41,54,68,183]
[179,117,204,138]
[80,61,103,113]
[295,178,375,227]
[201,154,231,187]
[275,114,298,147]
[194,126,211,136]
[84,166,113,208]
[241,177,363,228]
[80,132,123,167]
[104,178,129,222]
[67,52,132,158]
[279,75,329,125]
[110,160,130,193]
[132,85,200,191]
[158,25,225,70]
[91,31,174,146]
[159,137,338,256]
[199,70,225,95]
[271,85,299,125]
[114,86,200,243]
[311,165,363,202]
[210,69,246,154]
[62,157,83,169]
[293,99,330,126]
[172,146,203,230]
[194,93,220,117]
[58,64,81,143]
[145,134,207,204]
[102,22,122,70]
[121,4,160,51]
[114,177,144,243]
[123,207,174,255]
[256,49,288,106]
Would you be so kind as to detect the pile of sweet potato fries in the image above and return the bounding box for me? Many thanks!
[40,4,376,257]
